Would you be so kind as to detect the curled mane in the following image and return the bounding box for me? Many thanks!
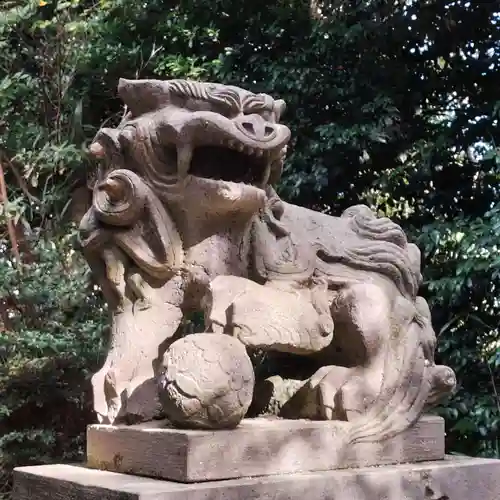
[167,79,276,116]
[317,205,422,298]
[252,191,422,298]
[168,79,243,114]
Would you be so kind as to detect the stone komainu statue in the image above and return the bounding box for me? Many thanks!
[79,78,456,446]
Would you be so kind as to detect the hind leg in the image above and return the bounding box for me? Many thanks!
[317,283,392,421]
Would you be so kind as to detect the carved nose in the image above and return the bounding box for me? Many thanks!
[235,114,277,142]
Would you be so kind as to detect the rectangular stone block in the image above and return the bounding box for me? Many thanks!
[86,415,444,482]
[13,456,500,500]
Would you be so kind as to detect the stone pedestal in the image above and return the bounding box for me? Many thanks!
[12,416,500,500]
[13,457,500,500]
[85,415,444,482]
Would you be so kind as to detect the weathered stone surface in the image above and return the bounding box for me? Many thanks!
[78,76,456,441]
[157,334,255,430]
[13,456,500,500]
[86,415,444,483]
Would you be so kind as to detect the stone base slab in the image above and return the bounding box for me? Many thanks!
[86,415,444,482]
[13,457,500,500]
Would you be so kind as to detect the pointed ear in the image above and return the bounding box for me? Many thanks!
[117,78,172,116]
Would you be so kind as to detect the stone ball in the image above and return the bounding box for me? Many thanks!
[157,333,255,429]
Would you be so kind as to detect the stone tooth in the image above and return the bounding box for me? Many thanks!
[176,145,193,179]
[255,150,263,157]
[228,140,236,148]
[261,161,271,187]
[237,144,244,152]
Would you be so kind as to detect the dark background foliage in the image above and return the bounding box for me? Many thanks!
[0,0,499,496]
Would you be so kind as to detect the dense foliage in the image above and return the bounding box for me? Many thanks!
[0,0,498,495]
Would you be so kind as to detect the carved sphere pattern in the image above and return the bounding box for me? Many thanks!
[157,334,255,429]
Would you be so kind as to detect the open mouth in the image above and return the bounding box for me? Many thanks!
[189,145,269,185]
[90,121,287,189]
